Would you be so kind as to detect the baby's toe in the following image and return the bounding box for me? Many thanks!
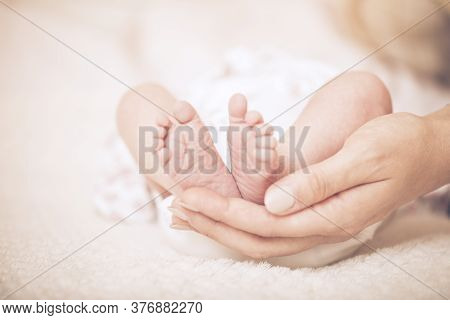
[157,147,171,167]
[149,120,168,152]
[254,123,274,136]
[228,93,248,123]
[142,127,166,153]
[157,136,170,151]
[154,125,167,140]
[245,110,263,125]
[156,113,171,128]
[173,100,198,124]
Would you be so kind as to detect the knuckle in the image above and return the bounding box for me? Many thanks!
[306,170,328,202]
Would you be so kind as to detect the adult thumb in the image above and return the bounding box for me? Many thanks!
[264,148,363,215]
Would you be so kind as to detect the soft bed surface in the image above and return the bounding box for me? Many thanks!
[1,204,449,299]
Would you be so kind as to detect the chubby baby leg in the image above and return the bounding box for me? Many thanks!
[227,72,392,204]
[117,83,177,194]
[277,71,392,175]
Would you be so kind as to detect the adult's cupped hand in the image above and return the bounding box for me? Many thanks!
[173,108,450,259]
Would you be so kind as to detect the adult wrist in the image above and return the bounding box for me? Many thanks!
[423,104,450,188]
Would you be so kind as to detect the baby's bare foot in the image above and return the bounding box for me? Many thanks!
[144,101,241,197]
[228,94,279,204]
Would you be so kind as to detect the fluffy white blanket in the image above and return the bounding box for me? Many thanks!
[1,191,449,299]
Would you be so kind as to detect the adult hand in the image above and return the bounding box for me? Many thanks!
[173,108,450,258]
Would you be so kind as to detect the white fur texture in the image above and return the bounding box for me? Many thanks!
[1,201,449,299]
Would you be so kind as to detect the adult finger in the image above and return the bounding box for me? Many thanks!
[179,180,391,238]
[176,206,327,259]
[264,144,373,215]
[280,179,394,237]
[178,187,286,237]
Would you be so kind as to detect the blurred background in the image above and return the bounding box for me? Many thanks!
[0,0,449,298]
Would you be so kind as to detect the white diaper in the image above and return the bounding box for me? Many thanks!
[95,48,382,267]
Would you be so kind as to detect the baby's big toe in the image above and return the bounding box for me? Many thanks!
[228,93,248,122]
[173,100,197,124]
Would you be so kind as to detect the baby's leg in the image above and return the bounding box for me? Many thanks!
[228,72,391,204]
[277,71,392,175]
[117,84,177,194]
[117,83,240,198]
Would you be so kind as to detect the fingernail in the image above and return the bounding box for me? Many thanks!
[179,201,198,212]
[170,223,192,231]
[264,187,295,214]
[168,206,188,221]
